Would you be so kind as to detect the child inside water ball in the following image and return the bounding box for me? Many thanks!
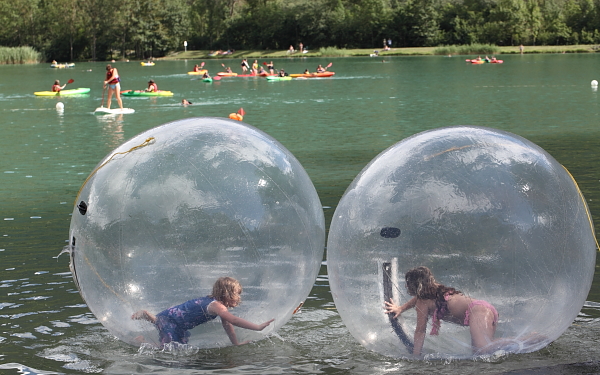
[132,277,274,346]
[385,266,500,356]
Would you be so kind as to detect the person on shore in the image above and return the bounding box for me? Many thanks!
[146,79,158,92]
[520,45,524,54]
[131,277,274,346]
[52,80,66,92]
[299,42,303,53]
[104,64,123,109]
[385,266,499,356]
[288,45,295,54]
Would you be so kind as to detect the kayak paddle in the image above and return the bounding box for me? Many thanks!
[200,61,205,68]
[326,62,333,68]
[213,75,221,81]
[66,78,75,86]
[238,108,246,116]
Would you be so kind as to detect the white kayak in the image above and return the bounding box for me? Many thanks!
[94,107,135,114]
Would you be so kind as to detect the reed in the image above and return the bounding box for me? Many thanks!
[434,44,500,56]
[0,46,43,64]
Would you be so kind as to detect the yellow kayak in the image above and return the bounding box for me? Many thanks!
[141,62,155,66]
[187,70,208,75]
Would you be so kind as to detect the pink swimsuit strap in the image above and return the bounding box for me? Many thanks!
[464,299,499,326]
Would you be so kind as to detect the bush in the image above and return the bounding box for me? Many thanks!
[318,47,349,56]
[434,43,499,55]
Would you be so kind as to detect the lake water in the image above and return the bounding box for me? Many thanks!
[0,55,599,374]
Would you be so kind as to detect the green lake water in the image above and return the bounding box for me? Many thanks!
[0,55,599,374]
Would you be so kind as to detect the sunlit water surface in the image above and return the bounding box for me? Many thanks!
[1,55,599,374]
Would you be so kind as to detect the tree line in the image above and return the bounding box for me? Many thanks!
[1,0,599,62]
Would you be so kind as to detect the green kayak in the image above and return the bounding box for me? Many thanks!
[121,90,173,97]
[203,78,213,83]
[34,88,91,96]
[266,76,292,81]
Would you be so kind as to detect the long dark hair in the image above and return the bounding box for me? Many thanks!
[405,266,460,318]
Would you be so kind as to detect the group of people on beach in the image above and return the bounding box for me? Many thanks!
[132,266,522,357]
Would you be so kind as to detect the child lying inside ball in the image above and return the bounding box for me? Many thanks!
[132,276,274,346]
[385,266,500,356]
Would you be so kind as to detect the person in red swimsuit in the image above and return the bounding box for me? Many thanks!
[52,80,66,92]
[146,79,158,92]
[103,64,123,109]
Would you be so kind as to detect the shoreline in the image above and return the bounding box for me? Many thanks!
[159,45,600,60]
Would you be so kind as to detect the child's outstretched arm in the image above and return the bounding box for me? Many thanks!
[385,296,417,319]
[210,302,274,345]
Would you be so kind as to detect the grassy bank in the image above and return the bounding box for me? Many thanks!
[0,46,43,64]
[161,44,599,60]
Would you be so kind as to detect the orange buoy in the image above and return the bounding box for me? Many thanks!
[229,113,243,121]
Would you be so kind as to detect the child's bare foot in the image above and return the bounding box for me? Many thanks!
[131,310,156,324]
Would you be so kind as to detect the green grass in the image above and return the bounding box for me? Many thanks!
[160,44,600,60]
[0,46,43,64]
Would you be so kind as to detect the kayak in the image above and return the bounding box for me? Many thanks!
[467,59,503,64]
[121,90,173,97]
[50,63,75,68]
[217,72,238,76]
[94,107,135,114]
[34,88,91,96]
[266,76,292,81]
[203,78,213,83]
[187,70,208,75]
[141,62,155,66]
[289,72,335,78]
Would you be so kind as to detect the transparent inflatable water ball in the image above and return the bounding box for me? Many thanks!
[68,117,325,348]
[327,126,596,359]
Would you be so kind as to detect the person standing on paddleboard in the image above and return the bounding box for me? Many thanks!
[104,64,123,109]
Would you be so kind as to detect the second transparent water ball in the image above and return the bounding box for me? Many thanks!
[327,126,596,358]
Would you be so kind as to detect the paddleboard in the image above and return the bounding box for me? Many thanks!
[94,107,135,114]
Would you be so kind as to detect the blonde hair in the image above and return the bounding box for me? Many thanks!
[210,277,242,305]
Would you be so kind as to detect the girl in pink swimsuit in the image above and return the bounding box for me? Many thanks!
[385,266,499,356]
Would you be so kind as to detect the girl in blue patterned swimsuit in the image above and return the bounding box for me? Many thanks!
[132,277,274,345]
